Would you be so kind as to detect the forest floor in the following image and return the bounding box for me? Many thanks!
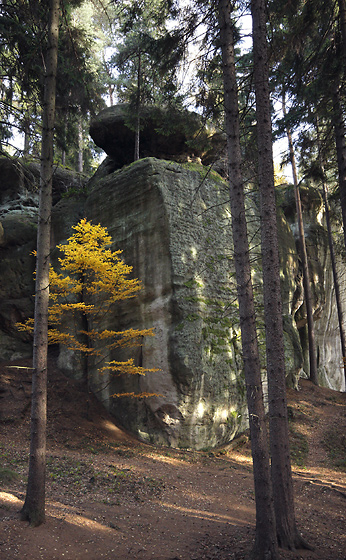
[0,355,345,560]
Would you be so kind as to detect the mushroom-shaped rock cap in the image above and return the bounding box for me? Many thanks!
[89,104,214,169]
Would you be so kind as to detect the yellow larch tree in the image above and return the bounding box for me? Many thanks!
[18,218,158,397]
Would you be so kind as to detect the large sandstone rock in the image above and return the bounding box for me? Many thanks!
[0,157,39,218]
[0,215,37,359]
[83,158,250,448]
[0,159,39,359]
[0,157,85,217]
[1,144,345,447]
[54,157,346,447]
[55,158,305,448]
[89,105,226,173]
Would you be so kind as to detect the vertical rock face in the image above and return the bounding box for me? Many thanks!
[316,247,346,391]
[84,158,249,449]
[281,184,346,391]
[0,215,37,359]
[0,157,86,361]
[1,154,345,447]
[0,158,38,359]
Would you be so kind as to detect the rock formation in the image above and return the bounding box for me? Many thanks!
[0,156,85,360]
[281,184,346,391]
[0,108,345,448]
[84,158,249,448]
[54,157,346,447]
[89,104,227,176]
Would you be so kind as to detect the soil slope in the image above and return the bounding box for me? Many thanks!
[0,356,345,560]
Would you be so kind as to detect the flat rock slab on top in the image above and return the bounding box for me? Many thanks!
[89,104,212,169]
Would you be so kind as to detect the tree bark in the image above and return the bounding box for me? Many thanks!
[333,90,346,255]
[77,108,84,173]
[333,90,346,383]
[134,51,141,161]
[338,0,346,60]
[282,94,318,385]
[251,0,311,550]
[218,2,278,558]
[335,0,346,256]
[23,115,30,157]
[20,0,60,527]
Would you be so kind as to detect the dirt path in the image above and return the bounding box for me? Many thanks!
[0,360,345,560]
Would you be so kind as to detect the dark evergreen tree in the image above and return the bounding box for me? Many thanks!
[251,0,311,549]
[269,0,346,389]
[0,0,105,169]
[20,0,60,527]
[54,1,107,170]
[111,0,187,160]
[218,1,278,558]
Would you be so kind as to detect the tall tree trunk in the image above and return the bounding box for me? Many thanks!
[335,0,346,256]
[20,0,59,527]
[333,91,346,381]
[134,52,141,161]
[109,86,114,106]
[81,277,92,419]
[60,115,66,166]
[251,0,311,550]
[282,94,318,385]
[218,3,278,558]
[23,115,30,157]
[333,90,346,254]
[77,108,84,174]
[338,0,346,59]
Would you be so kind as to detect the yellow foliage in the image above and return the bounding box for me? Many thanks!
[86,327,154,345]
[17,218,159,397]
[52,218,142,303]
[99,358,159,376]
[110,392,160,398]
[274,163,287,186]
[16,317,34,333]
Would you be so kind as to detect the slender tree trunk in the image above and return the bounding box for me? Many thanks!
[109,86,114,106]
[333,90,346,254]
[333,91,346,382]
[81,277,92,419]
[23,116,30,157]
[282,94,318,385]
[20,0,59,527]
[134,52,141,161]
[61,116,66,166]
[338,0,346,57]
[251,0,311,550]
[218,2,278,558]
[316,121,346,387]
[7,75,13,106]
[334,0,346,256]
[77,108,84,174]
